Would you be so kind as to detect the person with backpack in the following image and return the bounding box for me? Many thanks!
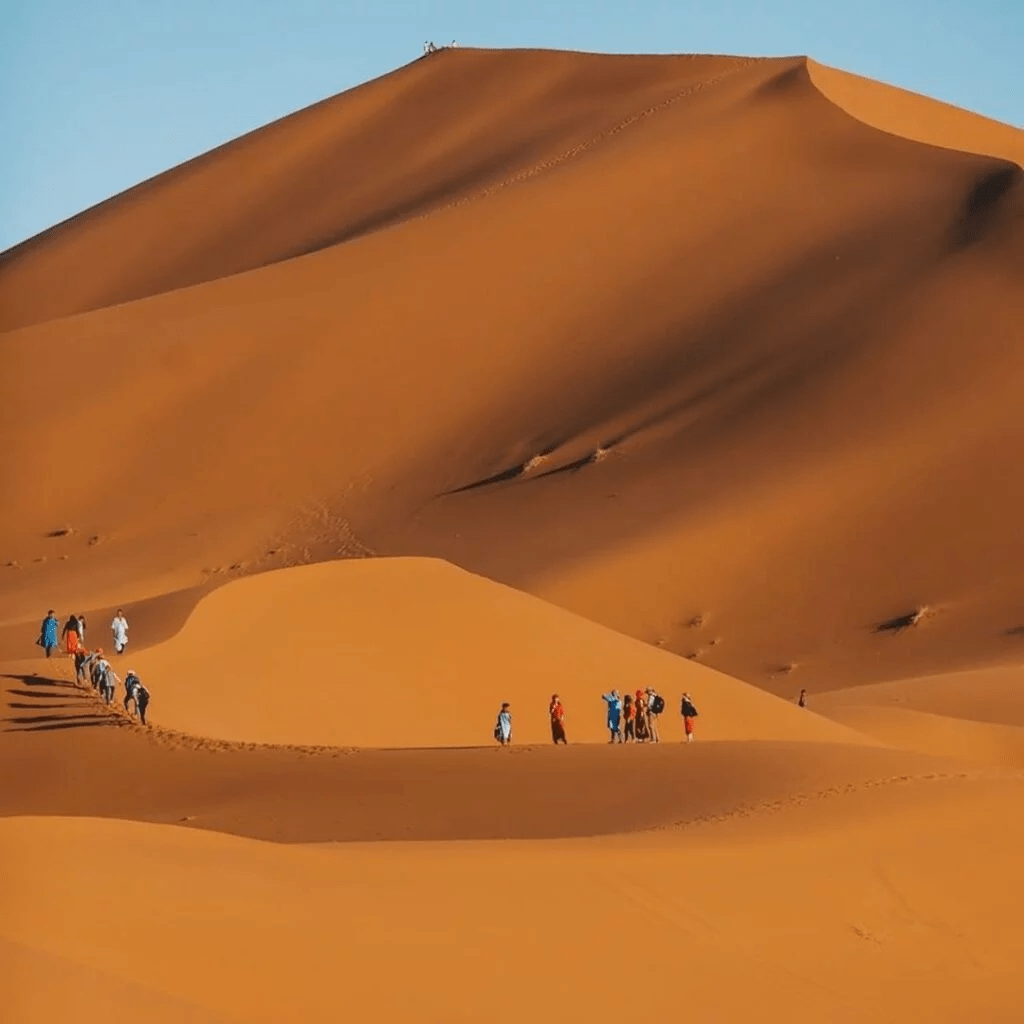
[111,609,129,654]
[601,690,622,743]
[647,688,665,742]
[135,683,151,725]
[89,650,107,690]
[494,703,512,745]
[681,692,699,742]
[61,614,81,655]
[622,693,635,742]
[549,694,567,745]
[37,610,59,658]
[124,672,141,716]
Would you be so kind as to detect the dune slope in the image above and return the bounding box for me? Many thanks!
[2,49,1023,693]
[5,800,1024,1022]
[123,558,864,748]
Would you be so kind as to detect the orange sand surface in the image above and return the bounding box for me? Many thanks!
[3,45,1024,1021]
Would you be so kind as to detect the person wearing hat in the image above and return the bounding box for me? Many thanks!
[494,702,512,745]
[549,694,567,745]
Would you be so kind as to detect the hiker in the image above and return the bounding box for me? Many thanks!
[622,693,635,742]
[61,614,80,655]
[90,650,108,691]
[135,683,151,725]
[76,615,87,644]
[124,671,141,716]
[111,609,129,654]
[798,689,808,708]
[100,660,120,704]
[634,689,649,742]
[549,694,567,745]
[73,647,90,685]
[494,702,512,745]
[37,610,59,658]
[681,692,699,742]
[601,690,622,743]
[647,687,665,743]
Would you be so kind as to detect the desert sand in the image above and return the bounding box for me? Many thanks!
[2,45,1024,1022]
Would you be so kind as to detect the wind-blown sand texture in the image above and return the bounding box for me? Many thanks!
[3,46,1024,1022]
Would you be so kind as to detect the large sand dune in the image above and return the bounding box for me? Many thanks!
[3,45,1024,1021]
[2,49,1022,692]
[126,558,866,747]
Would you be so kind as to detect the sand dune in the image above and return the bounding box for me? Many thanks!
[5,794,1024,1022]
[4,46,1024,1022]
[125,558,867,747]
[2,50,1022,692]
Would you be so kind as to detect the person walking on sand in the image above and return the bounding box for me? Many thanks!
[61,614,80,655]
[549,694,567,745]
[647,687,665,743]
[90,650,108,691]
[124,671,141,716]
[37,610,60,658]
[74,647,90,685]
[622,693,635,742]
[798,689,808,708]
[100,661,120,704]
[76,614,87,645]
[601,690,622,743]
[111,609,129,654]
[494,702,512,745]
[135,682,151,725]
[681,692,699,742]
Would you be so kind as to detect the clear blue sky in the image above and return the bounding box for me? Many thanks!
[2,0,1021,252]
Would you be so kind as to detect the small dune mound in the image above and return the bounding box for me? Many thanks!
[131,558,868,749]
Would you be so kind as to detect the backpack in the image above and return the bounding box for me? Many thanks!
[650,694,665,715]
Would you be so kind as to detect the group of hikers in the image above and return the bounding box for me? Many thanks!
[36,608,151,725]
[494,689,699,746]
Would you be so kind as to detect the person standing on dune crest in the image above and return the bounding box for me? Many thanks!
[647,687,664,742]
[549,694,567,745]
[495,702,512,745]
[622,693,635,742]
[601,690,622,742]
[681,692,699,742]
[111,609,129,654]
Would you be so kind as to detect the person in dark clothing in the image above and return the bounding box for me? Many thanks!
[61,614,81,655]
[681,692,699,742]
[622,693,635,742]
[73,648,89,685]
[549,694,567,745]
[124,672,141,716]
[135,684,151,725]
[798,689,808,708]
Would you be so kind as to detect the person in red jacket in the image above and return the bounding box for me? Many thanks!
[549,694,567,745]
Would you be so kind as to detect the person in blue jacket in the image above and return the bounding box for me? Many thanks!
[601,690,623,743]
[37,610,59,658]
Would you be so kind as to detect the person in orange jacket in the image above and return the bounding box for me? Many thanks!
[549,694,567,745]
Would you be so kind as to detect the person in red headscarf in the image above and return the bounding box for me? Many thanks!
[549,694,567,745]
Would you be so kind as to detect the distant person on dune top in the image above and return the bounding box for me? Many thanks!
[622,693,635,742]
[61,614,80,655]
[111,609,129,654]
[634,689,649,742]
[495,702,512,745]
[549,694,567,745]
[37,610,59,658]
[601,690,622,743]
[646,687,664,743]
[681,692,699,742]
[798,689,808,708]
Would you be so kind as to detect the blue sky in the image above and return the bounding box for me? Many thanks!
[2,0,1021,252]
